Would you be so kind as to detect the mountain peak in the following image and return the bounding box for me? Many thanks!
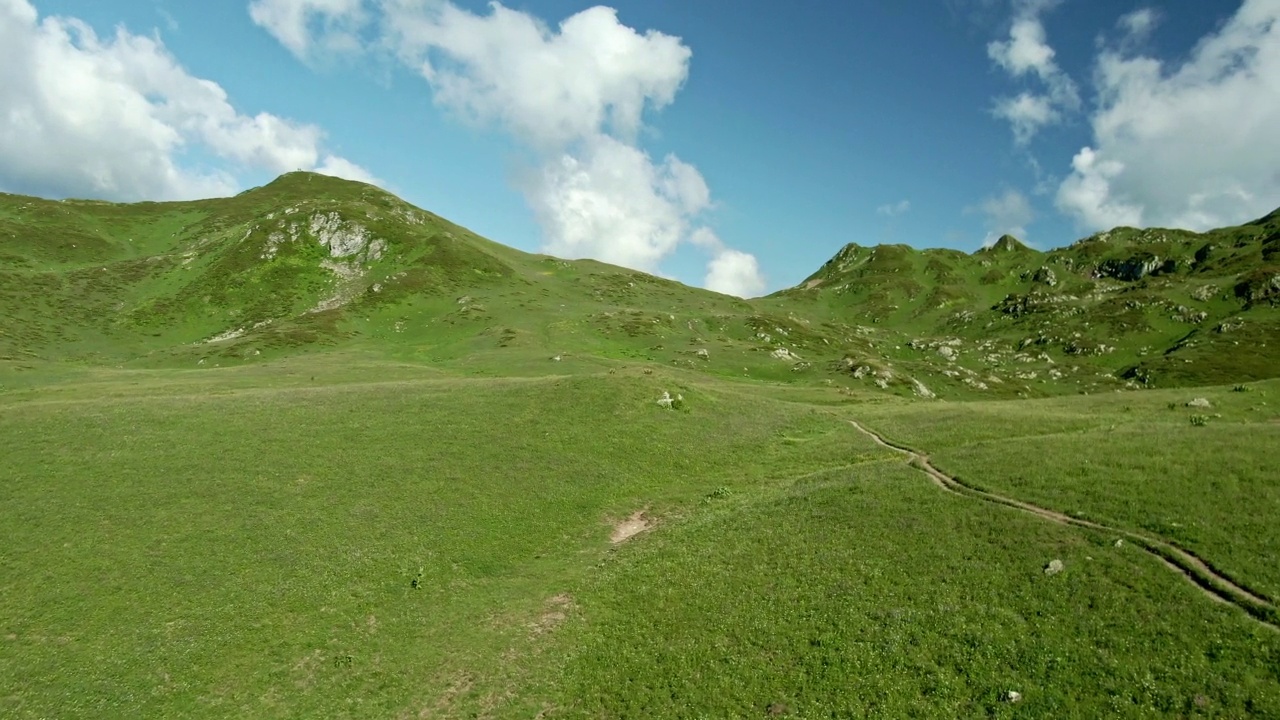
[235,171,381,202]
[977,234,1033,254]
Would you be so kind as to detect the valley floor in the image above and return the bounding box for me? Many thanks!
[1,356,1278,718]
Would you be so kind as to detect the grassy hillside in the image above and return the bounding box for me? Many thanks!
[2,174,1278,717]
[770,214,1279,395]
[3,172,1276,398]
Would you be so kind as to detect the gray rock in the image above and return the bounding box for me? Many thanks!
[1186,398,1212,408]
[1044,559,1064,576]
[1032,267,1057,287]
[1097,254,1162,281]
[656,391,683,409]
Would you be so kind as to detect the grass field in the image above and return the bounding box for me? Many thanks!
[0,359,874,718]
[854,381,1280,604]
[3,176,1279,717]
[2,357,1279,718]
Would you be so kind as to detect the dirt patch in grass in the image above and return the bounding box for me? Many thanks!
[414,672,475,719]
[610,509,652,544]
[531,593,574,636]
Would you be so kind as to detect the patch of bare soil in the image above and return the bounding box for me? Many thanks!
[849,420,1278,631]
[413,672,474,719]
[610,509,652,544]
[530,593,574,636]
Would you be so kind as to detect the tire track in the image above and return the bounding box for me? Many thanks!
[849,420,1279,630]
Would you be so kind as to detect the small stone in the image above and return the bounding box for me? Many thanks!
[1186,398,1212,408]
[1044,559,1064,576]
[695,348,709,359]
[1115,539,1124,548]
[1003,690,1023,704]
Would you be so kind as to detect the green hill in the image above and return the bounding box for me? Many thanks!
[771,213,1279,393]
[2,173,1279,717]
[4,171,1275,398]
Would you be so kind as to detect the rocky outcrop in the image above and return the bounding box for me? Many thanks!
[1095,253,1162,281]
[1234,269,1280,306]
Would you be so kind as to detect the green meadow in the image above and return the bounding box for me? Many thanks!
[2,174,1278,717]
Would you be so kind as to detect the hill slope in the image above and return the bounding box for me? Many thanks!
[769,213,1279,392]
[1,172,1276,395]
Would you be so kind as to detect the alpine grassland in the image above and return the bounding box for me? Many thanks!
[2,174,1278,717]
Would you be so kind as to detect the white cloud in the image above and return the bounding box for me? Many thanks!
[248,0,365,59]
[992,92,1058,145]
[383,3,691,151]
[688,227,722,250]
[685,227,766,297]
[987,1,1058,77]
[1118,8,1158,40]
[1057,0,1280,231]
[0,0,373,201]
[259,1,760,292]
[705,247,766,298]
[876,199,910,216]
[523,135,701,271]
[973,188,1035,245]
[315,154,381,184]
[987,0,1079,144]
[1056,147,1142,229]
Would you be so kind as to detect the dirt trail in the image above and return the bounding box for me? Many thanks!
[849,420,1279,630]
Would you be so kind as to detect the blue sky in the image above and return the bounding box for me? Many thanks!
[3,0,1276,295]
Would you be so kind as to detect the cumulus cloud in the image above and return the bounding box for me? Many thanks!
[248,0,366,58]
[973,188,1035,246]
[992,92,1058,146]
[0,0,373,201]
[383,3,691,151]
[1056,147,1141,229]
[987,0,1079,144]
[1118,8,1159,41]
[686,227,766,297]
[876,199,910,217]
[1057,0,1280,231]
[256,1,759,292]
[523,135,704,270]
[314,155,381,184]
[705,247,766,298]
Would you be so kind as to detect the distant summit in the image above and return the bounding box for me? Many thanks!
[976,234,1034,254]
